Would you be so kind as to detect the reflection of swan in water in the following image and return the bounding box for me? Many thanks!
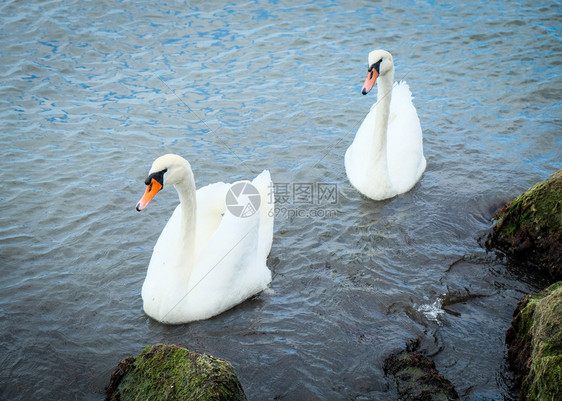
[136,154,274,324]
[345,49,426,200]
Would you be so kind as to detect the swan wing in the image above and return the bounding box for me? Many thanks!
[387,82,426,192]
[194,181,230,256]
[167,171,273,322]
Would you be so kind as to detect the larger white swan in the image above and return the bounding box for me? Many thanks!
[136,154,274,324]
[345,49,426,200]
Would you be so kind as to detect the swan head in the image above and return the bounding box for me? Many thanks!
[136,154,192,211]
[362,49,394,95]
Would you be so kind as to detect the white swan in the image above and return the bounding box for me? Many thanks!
[345,49,426,200]
[136,154,274,324]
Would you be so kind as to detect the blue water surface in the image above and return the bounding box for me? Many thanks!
[1,0,560,399]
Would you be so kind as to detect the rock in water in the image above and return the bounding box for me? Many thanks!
[384,340,458,400]
[105,344,247,401]
[506,282,562,401]
[487,169,562,279]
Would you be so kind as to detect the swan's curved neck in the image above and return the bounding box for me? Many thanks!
[174,171,197,277]
[372,68,395,169]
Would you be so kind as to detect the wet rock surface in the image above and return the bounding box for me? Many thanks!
[487,169,562,279]
[384,340,458,401]
[506,282,562,401]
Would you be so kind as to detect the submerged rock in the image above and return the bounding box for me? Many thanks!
[105,343,246,401]
[384,340,458,401]
[506,282,562,400]
[486,169,562,279]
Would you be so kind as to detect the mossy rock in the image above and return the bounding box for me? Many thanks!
[384,340,458,401]
[487,169,562,279]
[506,282,562,400]
[105,344,246,401]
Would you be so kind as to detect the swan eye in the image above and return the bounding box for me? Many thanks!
[144,168,168,186]
[368,59,383,74]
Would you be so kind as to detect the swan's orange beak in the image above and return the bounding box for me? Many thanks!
[136,179,162,212]
[362,69,378,95]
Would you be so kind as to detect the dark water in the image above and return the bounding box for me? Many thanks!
[1,0,560,399]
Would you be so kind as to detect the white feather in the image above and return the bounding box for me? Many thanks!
[138,154,274,324]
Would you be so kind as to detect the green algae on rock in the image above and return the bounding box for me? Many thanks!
[105,344,246,401]
[486,169,562,279]
[506,282,562,400]
[384,340,459,401]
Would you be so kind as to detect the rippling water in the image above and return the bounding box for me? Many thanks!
[1,1,560,399]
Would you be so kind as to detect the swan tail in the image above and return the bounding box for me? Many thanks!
[252,170,274,264]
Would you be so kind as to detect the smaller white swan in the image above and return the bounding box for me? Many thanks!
[136,154,274,324]
[345,49,426,200]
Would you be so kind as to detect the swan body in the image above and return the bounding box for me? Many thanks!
[136,154,274,324]
[345,49,426,200]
